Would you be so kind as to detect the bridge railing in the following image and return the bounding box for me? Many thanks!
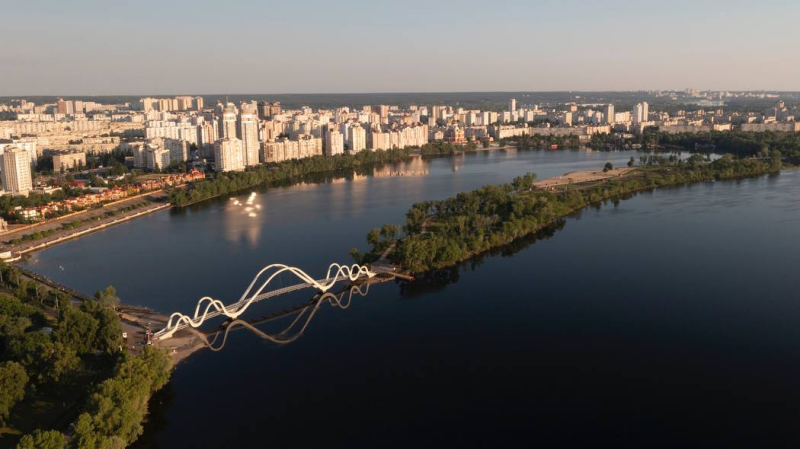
[155,263,375,340]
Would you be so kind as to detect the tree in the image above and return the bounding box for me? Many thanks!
[79,347,172,446]
[56,306,99,354]
[348,247,363,264]
[512,173,537,192]
[0,361,28,425]
[94,286,121,311]
[16,429,66,449]
[6,331,80,385]
[73,413,103,449]
[366,228,381,246]
[81,300,122,354]
[379,224,401,241]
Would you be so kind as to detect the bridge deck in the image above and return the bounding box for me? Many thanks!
[154,272,385,338]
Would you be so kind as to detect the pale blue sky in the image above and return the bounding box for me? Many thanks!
[3,0,799,95]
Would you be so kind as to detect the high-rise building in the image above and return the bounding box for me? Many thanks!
[258,101,270,120]
[219,103,238,139]
[348,125,366,152]
[632,102,649,124]
[56,98,74,115]
[324,126,344,156]
[606,104,615,124]
[164,138,189,164]
[214,138,245,172]
[146,146,171,171]
[238,112,260,166]
[509,98,517,113]
[0,147,33,195]
[377,105,389,124]
[431,105,441,126]
[338,123,351,148]
[140,97,157,112]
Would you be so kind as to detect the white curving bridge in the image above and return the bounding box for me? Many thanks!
[154,263,378,340]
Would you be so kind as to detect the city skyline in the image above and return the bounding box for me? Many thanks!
[4,0,800,96]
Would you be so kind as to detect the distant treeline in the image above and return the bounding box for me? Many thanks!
[418,141,478,157]
[656,130,800,157]
[169,148,412,206]
[360,153,780,273]
[589,130,800,158]
[500,133,582,149]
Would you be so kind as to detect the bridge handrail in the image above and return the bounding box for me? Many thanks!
[156,263,373,339]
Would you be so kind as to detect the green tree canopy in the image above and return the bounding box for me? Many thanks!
[0,361,28,425]
[16,429,66,449]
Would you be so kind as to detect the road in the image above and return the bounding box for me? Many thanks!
[1,191,169,255]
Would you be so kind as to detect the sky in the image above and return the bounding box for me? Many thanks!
[2,0,800,95]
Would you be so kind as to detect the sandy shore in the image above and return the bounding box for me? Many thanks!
[533,167,635,189]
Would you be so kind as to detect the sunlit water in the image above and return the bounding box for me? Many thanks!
[21,150,800,447]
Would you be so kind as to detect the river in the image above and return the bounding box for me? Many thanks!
[21,149,800,447]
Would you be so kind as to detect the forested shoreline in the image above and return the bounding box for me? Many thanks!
[359,153,781,273]
[0,268,172,449]
[169,148,412,207]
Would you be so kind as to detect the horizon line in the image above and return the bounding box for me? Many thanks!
[1,89,798,99]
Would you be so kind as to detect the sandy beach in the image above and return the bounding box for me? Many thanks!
[533,167,636,189]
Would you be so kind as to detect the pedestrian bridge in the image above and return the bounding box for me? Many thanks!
[192,283,372,351]
[154,263,379,340]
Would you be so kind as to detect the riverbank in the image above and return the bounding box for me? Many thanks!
[373,154,780,273]
[169,147,413,207]
[0,261,173,448]
[1,191,169,258]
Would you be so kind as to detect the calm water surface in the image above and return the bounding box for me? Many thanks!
[22,151,800,447]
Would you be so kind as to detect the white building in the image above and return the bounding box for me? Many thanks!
[164,138,189,164]
[214,138,245,172]
[0,139,37,167]
[348,125,366,152]
[325,128,344,156]
[0,147,33,195]
[146,147,171,171]
[219,103,238,140]
[261,135,323,163]
[632,102,649,124]
[606,104,615,124]
[238,112,260,167]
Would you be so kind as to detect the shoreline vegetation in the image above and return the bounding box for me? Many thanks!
[7,200,154,246]
[8,131,800,254]
[358,152,782,273]
[0,272,172,449]
[168,147,413,207]
[0,139,790,448]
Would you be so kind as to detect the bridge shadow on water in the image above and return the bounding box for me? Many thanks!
[189,283,373,352]
[184,217,573,350]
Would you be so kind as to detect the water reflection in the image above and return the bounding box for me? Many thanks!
[399,218,567,297]
[222,191,263,247]
[193,283,372,352]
